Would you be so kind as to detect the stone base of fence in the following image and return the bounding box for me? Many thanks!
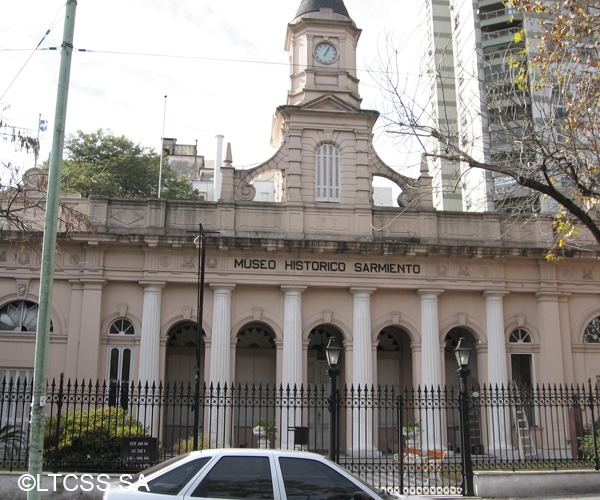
[1,469,600,500]
[474,469,600,498]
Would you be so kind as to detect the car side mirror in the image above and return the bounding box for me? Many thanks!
[354,491,373,500]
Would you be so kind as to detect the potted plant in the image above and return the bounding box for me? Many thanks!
[402,420,420,447]
[253,420,277,449]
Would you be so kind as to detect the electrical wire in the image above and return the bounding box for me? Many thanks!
[0,45,422,79]
[0,4,65,104]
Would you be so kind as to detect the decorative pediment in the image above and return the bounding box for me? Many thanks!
[300,94,359,113]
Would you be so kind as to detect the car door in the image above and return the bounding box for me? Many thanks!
[275,456,378,500]
[183,454,282,500]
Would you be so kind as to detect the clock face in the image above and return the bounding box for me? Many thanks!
[315,42,338,64]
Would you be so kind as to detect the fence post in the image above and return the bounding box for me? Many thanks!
[53,373,64,474]
[398,393,404,492]
[458,371,474,496]
[588,379,599,471]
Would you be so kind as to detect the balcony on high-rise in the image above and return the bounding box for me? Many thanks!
[479,5,523,29]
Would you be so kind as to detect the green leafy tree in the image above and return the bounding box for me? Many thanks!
[61,129,202,200]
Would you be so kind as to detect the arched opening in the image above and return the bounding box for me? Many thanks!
[372,176,401,207]
[376,326,412,453]
[376,326,413,390]
[166,321,205,386]
[234,322,277,448]
[235,322,276,388]
[164,321,205,448]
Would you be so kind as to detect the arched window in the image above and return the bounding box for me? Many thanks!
[510,328,532,344]
[584,316,600,343]
[0,300,52,332]
[237,324,275,349]
[106,318,135,408]
[109,318,135,336]
[315,144,341,202]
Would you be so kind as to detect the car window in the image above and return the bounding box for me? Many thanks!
[143,457,211,495]
[132,453,192,483]
[278,457,360,500]
[191,455,274,499]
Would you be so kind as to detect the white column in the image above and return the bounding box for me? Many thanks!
[209,284,235,447]
[137,282,164,438]
[484,291,512,453]
[281,287,305,388]
[419,290,443,389]
[351,288,377,456]
[281,287,305,449]
[419,290,443,450]
[138,283,165,386]
[485,292,509,388]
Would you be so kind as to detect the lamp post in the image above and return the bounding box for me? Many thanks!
[193,223,206,451]
[325,336,342,462]
[454,337,474,496]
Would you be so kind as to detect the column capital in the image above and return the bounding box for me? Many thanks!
[139,281,166,290]
[281,286,307,295]
[535,291,562,301]
[209,284,236,293]
[79,278,107,289]
[350,287,376,297]
[418,289,443,298]
[483,291,509,300]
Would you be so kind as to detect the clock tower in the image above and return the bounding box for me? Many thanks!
[285,0,362,109]
[239,0,428,212]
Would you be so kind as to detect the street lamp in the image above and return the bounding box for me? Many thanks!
[454,337,474,496]
[325,336,342,462]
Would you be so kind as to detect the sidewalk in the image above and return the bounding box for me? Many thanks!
[433,496,600,500]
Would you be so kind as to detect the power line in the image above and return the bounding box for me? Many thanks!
[0,45,422,78]
[0,4,65,103]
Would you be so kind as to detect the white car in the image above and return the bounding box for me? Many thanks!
[102,448,399,500]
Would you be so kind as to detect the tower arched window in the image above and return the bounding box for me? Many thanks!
[583,316,600,343]
[315,144,341,202]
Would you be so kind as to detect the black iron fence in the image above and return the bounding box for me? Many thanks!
[1,376,599,496]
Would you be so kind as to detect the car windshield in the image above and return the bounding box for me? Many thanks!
[130,453,192,483]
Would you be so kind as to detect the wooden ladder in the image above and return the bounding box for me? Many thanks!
[511,383,537,459]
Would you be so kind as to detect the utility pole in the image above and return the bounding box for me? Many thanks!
[27,2,77,499]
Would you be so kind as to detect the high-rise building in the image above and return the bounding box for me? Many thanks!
[419,0,541,212]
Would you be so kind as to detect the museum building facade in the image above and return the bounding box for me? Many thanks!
[1,0,599,451]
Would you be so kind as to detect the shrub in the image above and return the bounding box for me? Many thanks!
[170,432,214,455]
[44,407,148,468]
[579,420,600,461]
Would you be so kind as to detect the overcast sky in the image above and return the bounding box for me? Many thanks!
[1,0,421,182]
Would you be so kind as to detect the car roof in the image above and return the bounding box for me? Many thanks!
[184,448,330,460]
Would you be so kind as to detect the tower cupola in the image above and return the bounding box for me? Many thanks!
[295,0,351,19]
